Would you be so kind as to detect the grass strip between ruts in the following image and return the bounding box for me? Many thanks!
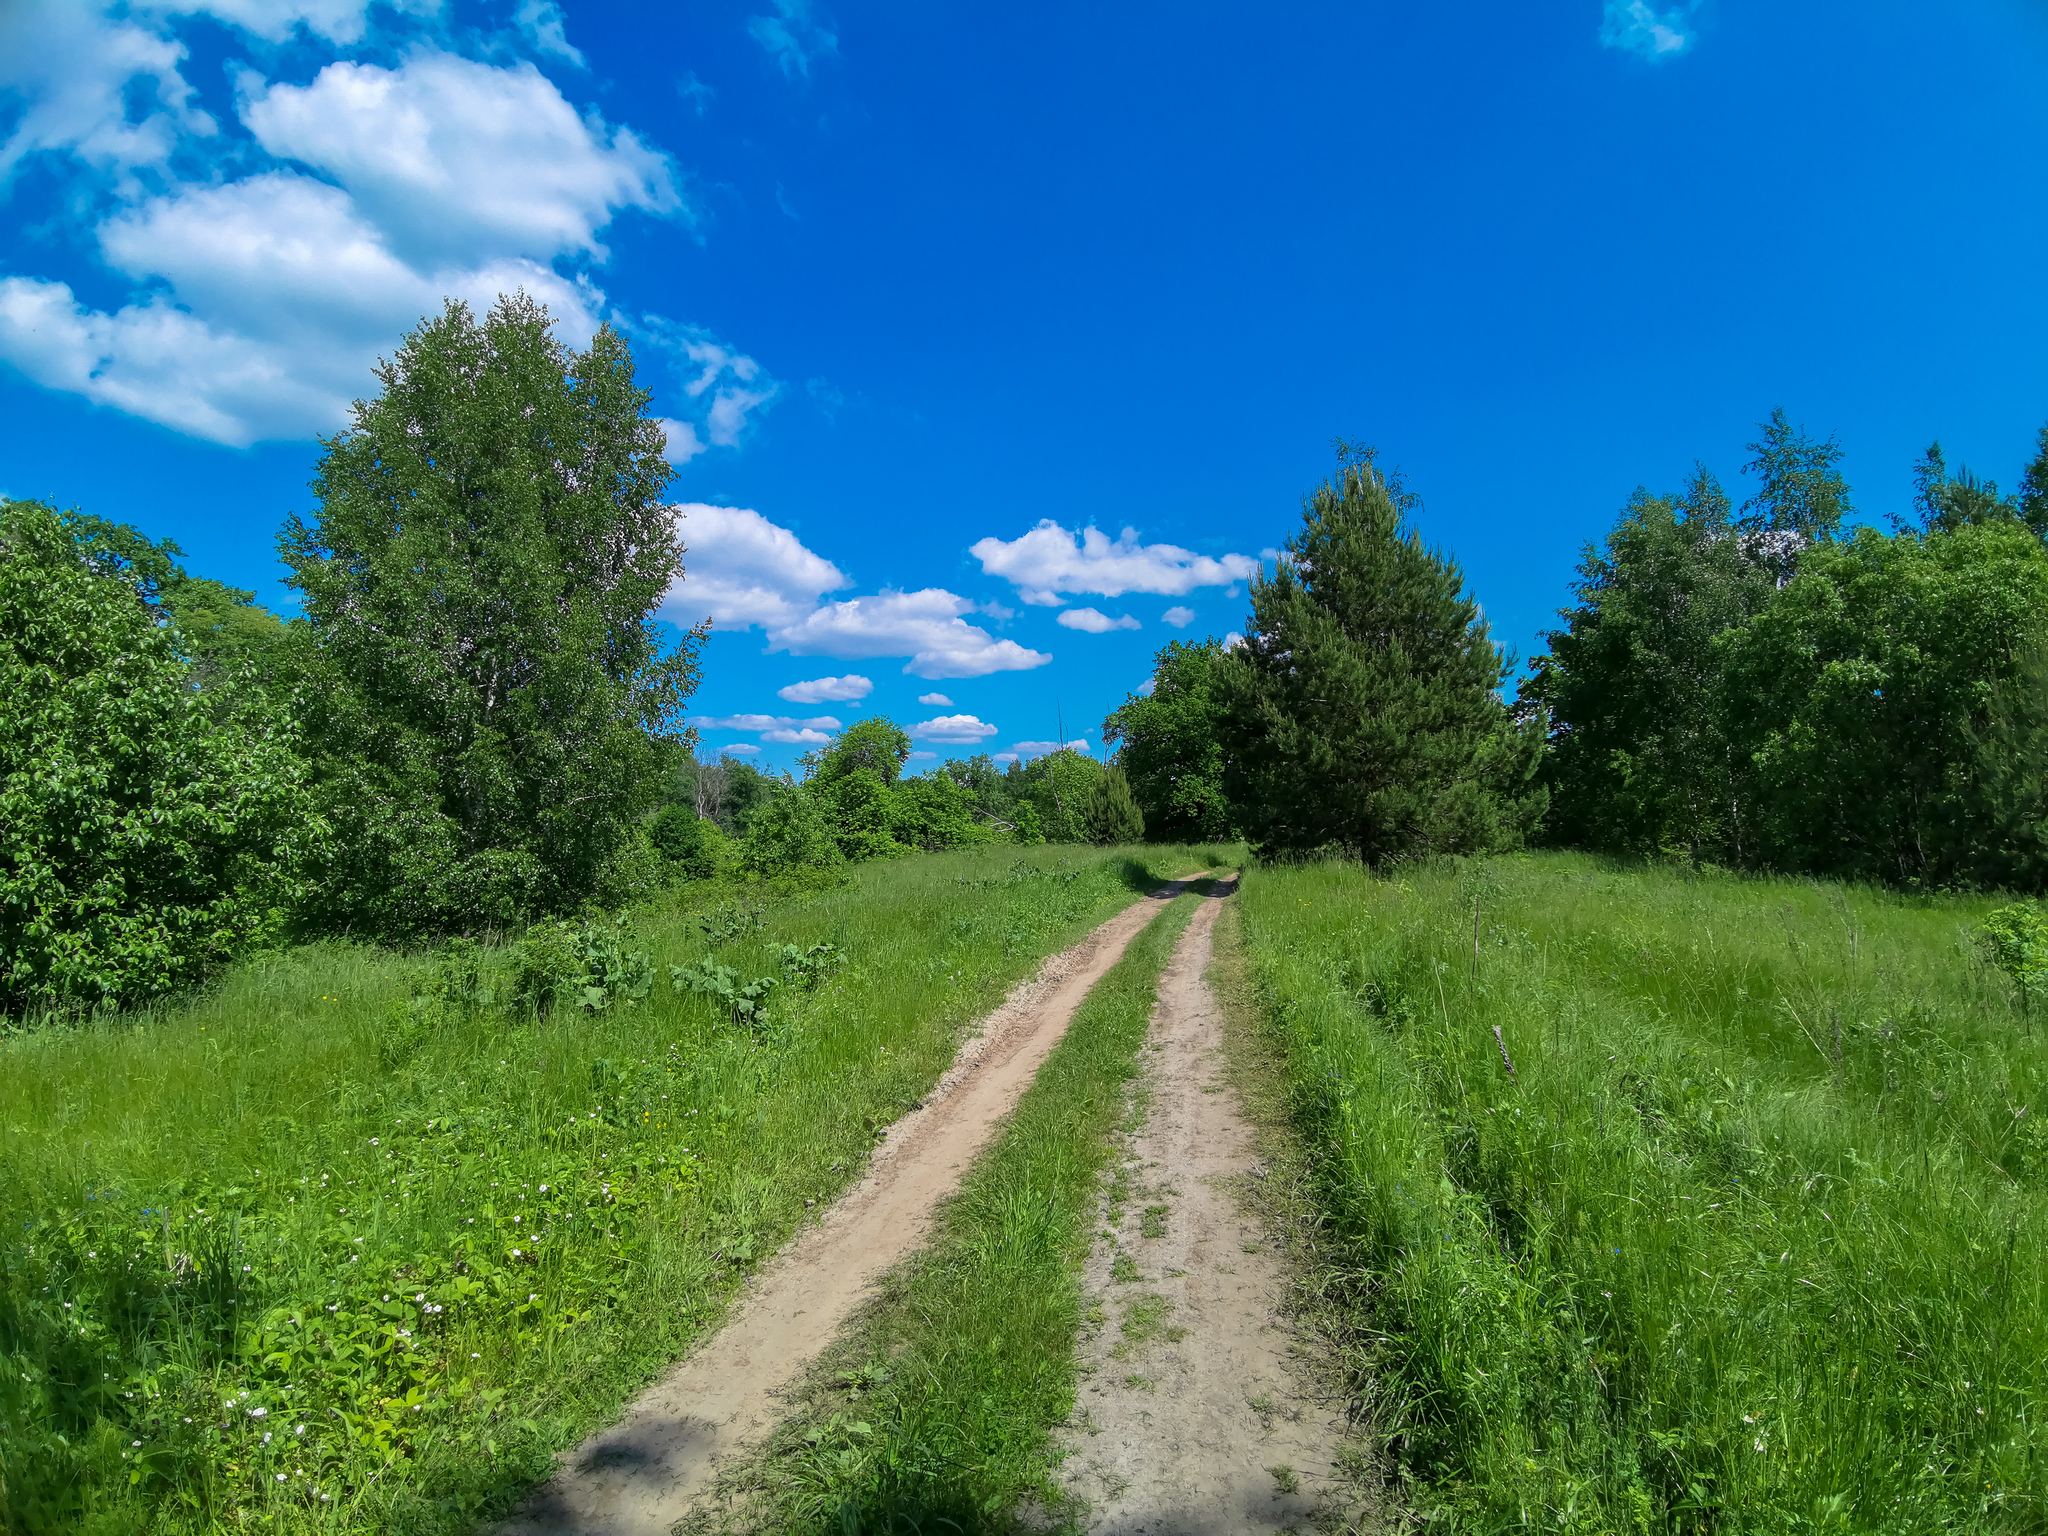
[711,883,1209,1534]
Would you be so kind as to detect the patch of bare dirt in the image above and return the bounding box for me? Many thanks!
[495,877,1203,1536]
[1058,884,1367,1533]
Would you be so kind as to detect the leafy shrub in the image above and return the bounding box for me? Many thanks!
[1978,902,2048,1011]
[647,803,728,882]
[740,783,846,875]
[510,916,654,1017]
[0,499,317,1015]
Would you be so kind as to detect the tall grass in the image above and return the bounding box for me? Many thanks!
[1238,852,2047,1533]
[0,844,1214,1535]
[721,884,1212,1533]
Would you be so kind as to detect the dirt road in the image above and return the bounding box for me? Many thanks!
[497,876,1203,1536]
[1059,886,1362,1532]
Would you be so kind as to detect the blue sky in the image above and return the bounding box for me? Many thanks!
[4,0,2047,771]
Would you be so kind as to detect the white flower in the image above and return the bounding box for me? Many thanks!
[277,1473,288,1481]
[249,1407,268,1418]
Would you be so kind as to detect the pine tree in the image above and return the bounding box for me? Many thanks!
[1220,459,1543,862]
[1082,764,1146,845]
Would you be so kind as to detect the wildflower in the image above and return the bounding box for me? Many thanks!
[1754,1437,1765,1452]
[278,1473,288,1482]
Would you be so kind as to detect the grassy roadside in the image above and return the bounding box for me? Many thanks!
[710,884,1208,1533]
[0,844,1218,1535]
[1236,852,2048,1533]
[1207,893,1388,1532]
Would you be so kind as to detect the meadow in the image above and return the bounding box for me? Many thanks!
[1238,852,2048,1533]
[0,843,1217,1535]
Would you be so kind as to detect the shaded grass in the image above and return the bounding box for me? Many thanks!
[713,884,1209,1533]
[1238,852,2048,1533]
[0,844,1219,1534]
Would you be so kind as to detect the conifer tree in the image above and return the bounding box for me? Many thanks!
[1221,458,1544,862]
[1082,764,1146,845]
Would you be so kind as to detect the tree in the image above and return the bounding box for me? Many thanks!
[1740,408,1853,543]
[1082,764,1146,844]
[1528,469,1779,861]
[1220,459,1544,862]
[805,717,912,785]
[1912,442,2020,534]
[740,780,845,874]
[0,500,316,1012]
[281,294,698,937]
[1718,520,2048,885]
[1010,749,1106,843]
[1102,638,1236,840]
[893,771,993,851]
[2017,422,2048,540]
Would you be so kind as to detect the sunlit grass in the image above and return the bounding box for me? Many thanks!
[0,843,1218,1534]
[1239,852,2047,1532]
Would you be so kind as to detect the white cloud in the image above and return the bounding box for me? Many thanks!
[907,750,937,762]
[778,674,872,704]
[656,418,706,464]
[661,504,851,631]
[1057,607,1140,634]
[917,692,952,706]
[911,714,998,744]
[772,589,1053,680]
[663,505,1053,679]
[1599,0,1696,58]
[513,0,584,65]
[241,54,678,270]
[748,0,838,80]
[764,726,831,744]
[719,742,761,756]
[1161,606,1196,628]
[1010,738,1090,759]
[690,713,841,732]
[1223,631,1245,651]
[973,522,1258,600]
[992,752,1019,764]
[0,24,741,449]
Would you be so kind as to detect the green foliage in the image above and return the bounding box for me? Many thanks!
[1720,520,2048,885]
[804,717,912,786]
[1977,903,2048,1010]
[646,804,727,883]
[1739,406,1853,545]
[740,782,847,876]
[0,499,316,1014]
[1081,763,1146,845]
[818,768,907,862]
[281,294,698,939]
[1241,854,2048,1533]
[0,845,1187,1531]
[1102,638,1236,840]
[1526,468,1778,859]
[1013,748,1105,844]
[891,769,996,852]
[1222,460,1545,862]
[510,916,655,1018]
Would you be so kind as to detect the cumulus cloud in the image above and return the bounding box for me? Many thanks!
[1056,607,1140,634]
[663,505,1053,679]
[1010,738,1090,759]
[911,714,998,744]
[777,674,872,704]
[773,589,1053,680]
[661,504,851,631]
[748,0,838,80]
[720,742,761,756]
[0,17,747,449]
[917,692,952,706]
[972,522,1258,602]
[1599,0,1697,58]
[1161,605,1196,628]
[690,711,838,745]
[907,750,937,761]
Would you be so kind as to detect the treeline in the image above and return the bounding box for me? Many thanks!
[1105,415,2048,894]
[0,296,1142,1019]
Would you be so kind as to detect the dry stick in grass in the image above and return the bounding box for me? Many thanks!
[1491,1025,1518,1086]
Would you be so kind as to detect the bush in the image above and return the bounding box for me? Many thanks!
[741,784,847,875]
[647,803,727,882]
[0,500,317,1014]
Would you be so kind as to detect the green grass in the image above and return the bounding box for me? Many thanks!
[714,883,1212,1533]
[1237,851,2048,1534]
[0,844,1218,1535]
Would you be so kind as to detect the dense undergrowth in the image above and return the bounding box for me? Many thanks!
[0,843,1216,1535]
[1239,852,2047,1533]
[716,878,1216,1533]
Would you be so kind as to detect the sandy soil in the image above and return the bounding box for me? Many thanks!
[1057,884,1361,1533]
[495,876,1202,1536]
